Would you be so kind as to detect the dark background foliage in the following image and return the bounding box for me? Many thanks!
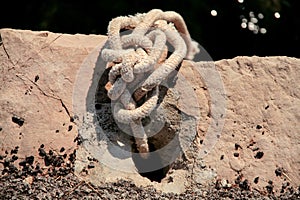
[1,0,299,60]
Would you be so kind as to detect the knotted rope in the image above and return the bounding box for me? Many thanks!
[101,9,199,158]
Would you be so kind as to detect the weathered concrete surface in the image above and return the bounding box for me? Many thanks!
[0,29,106,165]
[0,29,299,194]
[204,56,300,193]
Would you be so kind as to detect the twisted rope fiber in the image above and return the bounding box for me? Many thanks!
[101,9,200,158]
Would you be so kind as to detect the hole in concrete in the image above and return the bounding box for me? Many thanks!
[132,86,180,183]
[132,142,170,182]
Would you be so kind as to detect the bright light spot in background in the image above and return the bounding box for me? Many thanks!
[274,12,280,18]
[241,22,247,28]
[249,11,255,18]
[211,10,217,16]
[258,13,264,19]
[260,28,267,34]
[253,28,259,34]
[239,8,267,34]
[248,22,255,31]
[237,0,244,3]
[251,17,258,23]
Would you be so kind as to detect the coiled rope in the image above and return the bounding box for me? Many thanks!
[101,9,199,158]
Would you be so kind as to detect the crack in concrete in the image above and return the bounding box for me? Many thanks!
[16,74,72,120]
[1,31,63,68]
[2,39,15,66]
[1,32,77,123]
[41,34,63,49]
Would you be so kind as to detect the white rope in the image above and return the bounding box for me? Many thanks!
[101,9,199,158]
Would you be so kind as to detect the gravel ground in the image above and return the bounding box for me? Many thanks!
[0,146,299,199]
